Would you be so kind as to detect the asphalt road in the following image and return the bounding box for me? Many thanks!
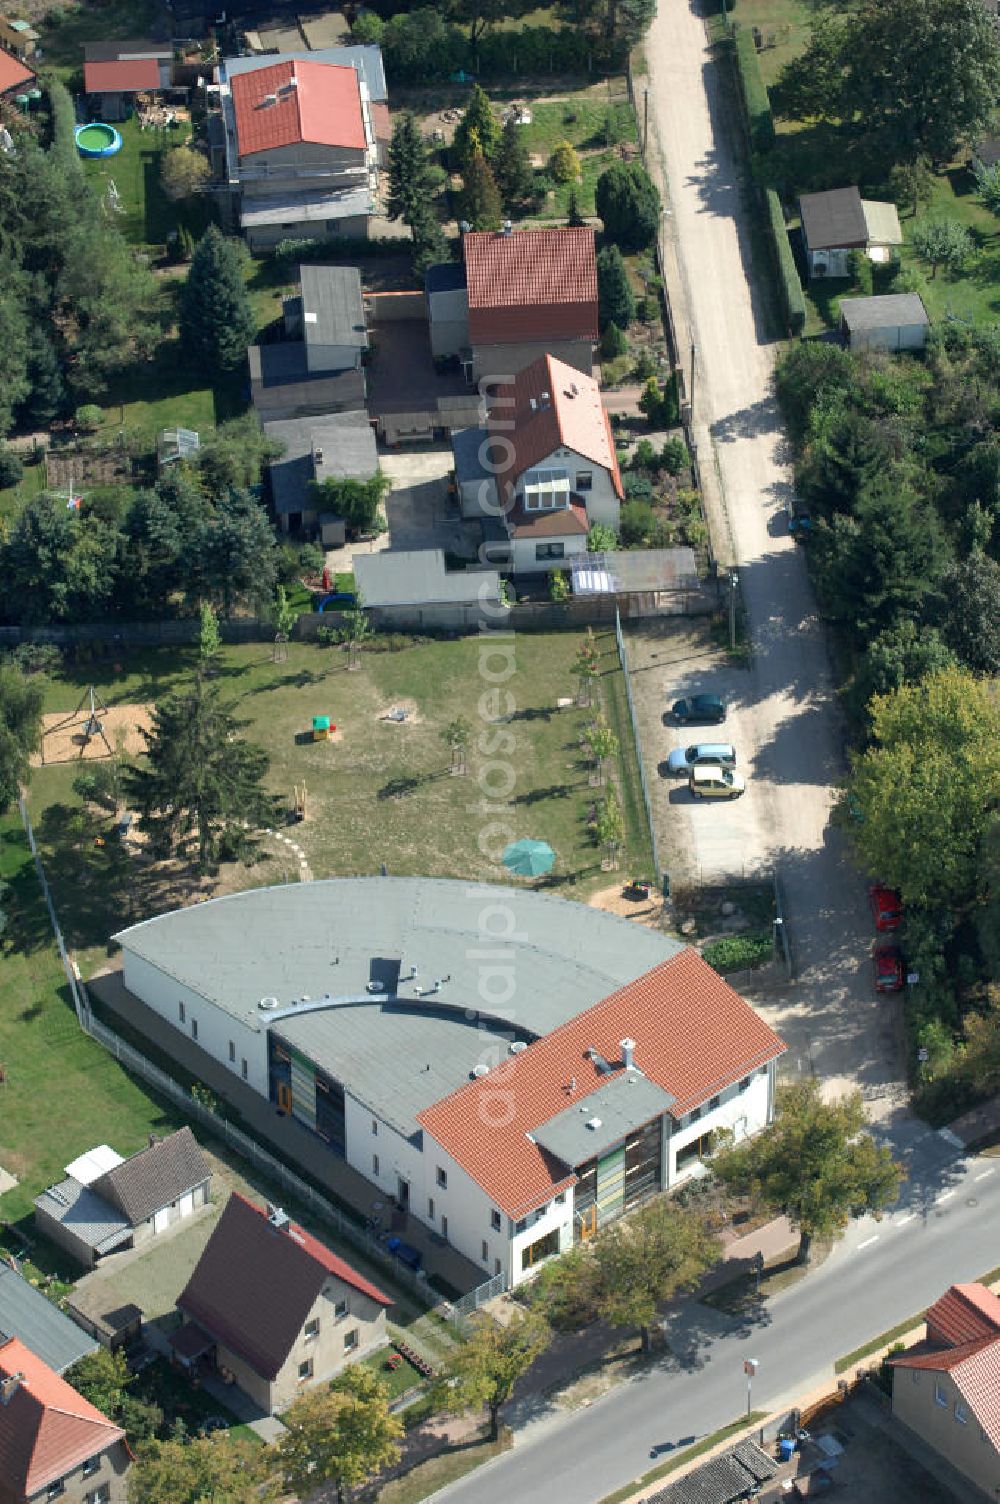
[433,1133,997,1504]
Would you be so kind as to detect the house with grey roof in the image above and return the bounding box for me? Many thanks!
[264,411,379,540]
[798,186,903,279]
[839,293,929,353]
[0,1265,97,1373]
[353,548,502,628]
[34,1129,211,1269]
[250,264,370,425]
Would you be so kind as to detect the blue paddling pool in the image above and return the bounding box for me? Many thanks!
[75,122,122,158]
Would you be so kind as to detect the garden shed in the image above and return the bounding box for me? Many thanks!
[839,293,929,353]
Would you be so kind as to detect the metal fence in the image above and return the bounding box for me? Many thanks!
[13,800,503,1326]
[613,607,661,883]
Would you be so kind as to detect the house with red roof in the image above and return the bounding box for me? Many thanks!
[171,1193,392,1414]
[111,879,785,1292]
[82,39,172,121]
[0,45,34,100]
[218,54,378,249]
[426,226,598,384]
[890,1282,1000,1495]
[453,352,623,573]
[0,1336,130,1504]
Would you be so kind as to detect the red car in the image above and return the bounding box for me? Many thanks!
[868,884,903,932]
[874,943,904,994]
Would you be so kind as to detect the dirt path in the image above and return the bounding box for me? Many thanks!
[641,1,907,1117]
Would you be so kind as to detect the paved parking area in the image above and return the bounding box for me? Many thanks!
[382,448,483,558]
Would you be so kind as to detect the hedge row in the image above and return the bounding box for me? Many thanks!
[378,11,626,85]
[701,929,774,974]
[733,28,774,154]
[765,188,806,335]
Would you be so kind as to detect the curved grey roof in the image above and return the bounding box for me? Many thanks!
[114,879,684,1135]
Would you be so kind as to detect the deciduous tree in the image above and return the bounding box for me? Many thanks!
[714,1079,902,1264]
[276,1368,402,1504]
[593,1198,721,1351]
[549,139,580,183]
[0,665,45,815]
[129,1434,283,1504]
[434,1310,550,1441]
[911,218,973,278]
[161,146,211,202]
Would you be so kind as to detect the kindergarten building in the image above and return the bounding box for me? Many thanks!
[109,880,784,1288]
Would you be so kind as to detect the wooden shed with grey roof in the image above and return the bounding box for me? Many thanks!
[839,293,929,353]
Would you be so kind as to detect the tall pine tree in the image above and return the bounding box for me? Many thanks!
[453,84,501,170]
[179,226,256,374]
[461,152,503,231]
[125,673,278,872]
[386,112,435,226]
[494,116,533,211]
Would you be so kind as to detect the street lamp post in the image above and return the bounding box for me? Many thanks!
[729,570,740,651]
[744,1357,759,1419]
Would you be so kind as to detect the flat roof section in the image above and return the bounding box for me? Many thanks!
[299,265,367,352]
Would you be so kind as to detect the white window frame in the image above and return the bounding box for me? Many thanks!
[304,1317,320,1341]
[935,1382,948,1407]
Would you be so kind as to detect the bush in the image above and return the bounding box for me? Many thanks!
[75,404,103,432]
[848,248,874,297]
[595,162,660,252]
[733,28,774,154]
[765,189,806,336]
[621,499,654,545]
[7,642,62,675]
[549,140,581,183]
[601,322,628,359]
[632,439,659,471]
[549,569,570,601]
[701,929,773,973]
[624,473,653,500]
[0,446,23,488]
[661,437,688,475]
[637,294,659,323]
[588,523,618,551]
[632,349,658,382]
[298,542,326,574]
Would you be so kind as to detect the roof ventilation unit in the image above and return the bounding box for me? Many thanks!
[620,1037,636,1071]
[261,92,278,106]
[258,996,280,1011]
[366,980,387,994]
[472,1063,490,1078]
[509,1041,527,1055]
[267,1204,290,1229]
[586,1117,602,1130]
[502,219,513,235]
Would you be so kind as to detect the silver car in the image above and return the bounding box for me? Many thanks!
[666,742,737,776]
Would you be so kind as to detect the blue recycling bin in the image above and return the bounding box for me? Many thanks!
[779,1437,796,1462]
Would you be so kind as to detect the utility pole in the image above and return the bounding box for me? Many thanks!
[729,570,739,650]
[643,87,649,157]
[689,341,696,422]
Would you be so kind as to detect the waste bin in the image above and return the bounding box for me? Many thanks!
[779,1438,796,1462]
[662,872,671,899]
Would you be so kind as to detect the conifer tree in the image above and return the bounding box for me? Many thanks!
[179,226,256,373]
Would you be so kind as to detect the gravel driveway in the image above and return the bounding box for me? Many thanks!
[640,5,907,1117]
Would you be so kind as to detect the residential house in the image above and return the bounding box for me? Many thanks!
[839,293,929,353]
[0,43,32,99]
[82,39,173,121]
[0,16,38,60]
[353,548,503,630]
[218,55,378,248]
[108,878,785,1289]
[453,353,623,574]
[249,264,368,423]
[891,1281,1000,1497]
[0,1266,97,1375]
[0,1336,130,1504]
[171,1193,391,1414]
[34,1129,211,1269]
[426,225,599,383]
[220,46,390,164]
[264,410,378,540]
[798,186,903,278]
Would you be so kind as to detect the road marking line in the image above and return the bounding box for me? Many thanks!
[975,1169,995,1182]
[936,1190,956,1202]
[896,1213,915,1225]
[857,1235,879,1250]
[938,1128,964,1149]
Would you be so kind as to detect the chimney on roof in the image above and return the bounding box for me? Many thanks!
[567,1075,577,1093]
[620,1037,636,1071]
[148,1133,159,1147]
[0,1374,24,1406]
[539,391,551,408]
[459,219,471,235]
[261,93,278,107]
[267,1204,290,1231]
[502,219,513,235]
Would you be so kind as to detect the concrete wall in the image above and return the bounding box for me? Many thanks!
[846,323,927,354]
[428,288,469,357]
[509,531,588,574]
[241,140,367,176]
[130,1178,211,1248]
[893,1366,1000,1496]
[516,446,618,533]
[119,951,269,1097]
[245,213,369,250]
[366,290,427,323]
[473,336,594,385]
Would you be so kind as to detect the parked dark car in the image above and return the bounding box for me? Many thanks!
[670,694,726,725]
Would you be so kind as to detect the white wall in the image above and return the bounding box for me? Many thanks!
[429,288,469,357]
[343,1093,426,1209]
[667,1068,771,1186]
[510,530,588,574]
[120,950,269,1097]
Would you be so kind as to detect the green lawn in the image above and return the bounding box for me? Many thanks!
[0,454,48,523]
[898,163,1000,327]
[726,0,814,88]
[0,813,184,1227]
[23,634,653,981]
[79,115,212,250]
[514,88,637,221]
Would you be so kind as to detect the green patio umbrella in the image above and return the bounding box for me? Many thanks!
[502,838,556,878]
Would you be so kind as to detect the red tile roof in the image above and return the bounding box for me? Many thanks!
[231,59,366,158]
[0,49,33,96]
[464,227,598,346]
[177,1195,390,1381]
[0,1337,125,1501]
[84,57,161,93]
[926,1283,1000,1348]
[490,354,623,508]
[418,948,786,1219]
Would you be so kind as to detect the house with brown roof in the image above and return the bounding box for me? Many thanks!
[0,1336,131,1504]
[82,39,173,121]
[34,1129,211,1269]
[110,879,785,1290]
[171,1193,391,1414]
[798,186,903,280]
[426,226,599,384]
[453,353,622,573]
[217,53,380,248]
[0,43,33,100]
[890,1282,1000,1496]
